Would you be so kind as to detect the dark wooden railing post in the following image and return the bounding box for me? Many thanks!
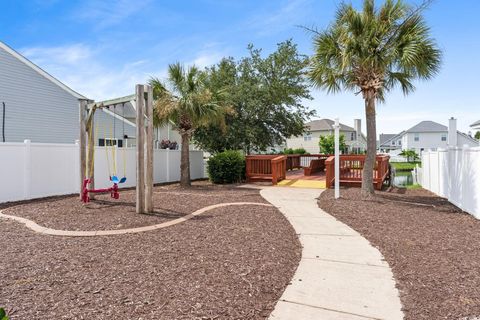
[272,160,278,185]
[325,156,335,188]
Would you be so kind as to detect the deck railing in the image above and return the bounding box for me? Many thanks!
[286,154,331,170]
[246,155,287,185]
[325,155,390,190]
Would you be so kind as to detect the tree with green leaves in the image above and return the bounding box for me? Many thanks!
[475,131,480,140]
[400,149,419,162]
[194,40,315,154]
[319,134,347,154]
[308,0,441,196]
[150,63,225,187]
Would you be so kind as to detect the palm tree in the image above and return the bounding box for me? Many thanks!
[150,63,225,187]
[308,0,441,196]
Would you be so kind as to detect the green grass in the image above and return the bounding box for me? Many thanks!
[390,162,421,171]
[405,183,422,190]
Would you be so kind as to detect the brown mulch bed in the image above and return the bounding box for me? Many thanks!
[1,183,266,231]
[319,187,480,320]
[0,183,301,319]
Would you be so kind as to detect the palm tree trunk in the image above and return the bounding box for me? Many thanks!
[362,92,377,196]
[180,132,191,187]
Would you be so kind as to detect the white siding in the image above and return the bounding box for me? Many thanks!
[286,130,366,153]
[402,132,478,153]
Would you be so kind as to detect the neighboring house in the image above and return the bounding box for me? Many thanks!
[0,41,136,145]
[471,120,480,131]
[378,132,405,152]
[0,41,182,149]
[286,118,367,154]
[91,95,181,149]
[379,119,479,154]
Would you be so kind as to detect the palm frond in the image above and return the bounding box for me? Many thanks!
[308,0,441,101]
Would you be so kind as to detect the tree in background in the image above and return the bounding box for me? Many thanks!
[475,131,480,140]
[308,0,441,196]
[400,149,419,162]
[150,63,225,187]
[319,134,347,154]
[194,40,315,154]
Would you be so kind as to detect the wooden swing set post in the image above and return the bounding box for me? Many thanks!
[145,85,154,213]
[136,84,145,214]
[86,110,95,199]
[78,84,154,212]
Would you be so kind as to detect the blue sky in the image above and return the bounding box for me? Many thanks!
[1,0,479,135]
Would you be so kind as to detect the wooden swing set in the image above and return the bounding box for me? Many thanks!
[78,84,154,214]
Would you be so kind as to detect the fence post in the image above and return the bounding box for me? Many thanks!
[23,139,31,200]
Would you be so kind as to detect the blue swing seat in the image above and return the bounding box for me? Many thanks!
[110,175,127,184]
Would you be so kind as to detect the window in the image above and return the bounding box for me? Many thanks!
[392,141,395,145]
[303,133,312,141]
[99,138,123,147]
[350,132,356,141]
[441,133,447,141]
[398,140,402,146]
[414,133,420,142]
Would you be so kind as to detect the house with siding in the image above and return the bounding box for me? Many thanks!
[471,120,480,132]
[378,132,405,152]
[0,41,137,145]
[379,119,479,154]
[285,118,367,154]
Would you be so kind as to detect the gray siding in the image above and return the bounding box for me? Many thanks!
[94,110,136,145]
[0,45,134,144]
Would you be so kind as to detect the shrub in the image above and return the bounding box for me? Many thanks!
[207,150,245,184]
[0,308,9,320]
[283,147,308,155]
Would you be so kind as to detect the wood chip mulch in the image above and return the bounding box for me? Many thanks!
[319,187,480,320]
[2,183,267,231]
[0,183,301,319]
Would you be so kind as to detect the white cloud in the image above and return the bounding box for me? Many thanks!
[21,44,93,65]
[21,43,161,101]
[19,42,226,102]
[190,51,225,69]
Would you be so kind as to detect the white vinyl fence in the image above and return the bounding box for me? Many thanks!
[421,147,480,219]
[0,140,205,203]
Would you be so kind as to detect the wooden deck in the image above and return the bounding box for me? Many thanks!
[286,169,326,181]
[245,154,390,190]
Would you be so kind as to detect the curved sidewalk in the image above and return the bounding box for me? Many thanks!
[0,202,271,237]
[261,187,403,320]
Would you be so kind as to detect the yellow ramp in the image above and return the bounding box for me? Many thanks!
[277,179,326,189]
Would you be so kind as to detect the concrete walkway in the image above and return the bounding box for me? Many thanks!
[261,187,403,320]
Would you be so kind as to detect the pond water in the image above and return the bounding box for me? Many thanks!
[393,171,414,187]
